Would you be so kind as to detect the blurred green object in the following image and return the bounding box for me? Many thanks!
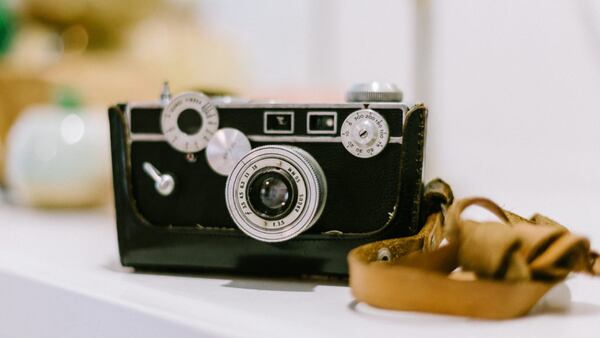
[0,0,16,57]
[55,86,83,110]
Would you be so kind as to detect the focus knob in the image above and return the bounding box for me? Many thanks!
[345,82,403,102]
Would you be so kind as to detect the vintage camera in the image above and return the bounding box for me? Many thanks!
[108,82,428,275]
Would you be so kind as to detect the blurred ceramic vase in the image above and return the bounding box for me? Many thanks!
[5,103,110,208]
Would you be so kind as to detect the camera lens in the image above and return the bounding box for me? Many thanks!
[247,169,296,220]
[226,145,327,243]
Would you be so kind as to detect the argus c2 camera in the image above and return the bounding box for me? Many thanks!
[108,82,428,275]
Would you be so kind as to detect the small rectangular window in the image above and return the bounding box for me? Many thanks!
[264,111,294,134]
[307,112,337,134]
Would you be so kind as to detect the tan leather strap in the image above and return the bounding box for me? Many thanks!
[348,185,599,319]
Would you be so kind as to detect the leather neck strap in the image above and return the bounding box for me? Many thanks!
[348,180,599,319]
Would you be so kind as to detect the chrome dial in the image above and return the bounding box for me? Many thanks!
[345,82,403,102]
[206,128,252,176]
[340,109,389,158]
[161,92,219,153]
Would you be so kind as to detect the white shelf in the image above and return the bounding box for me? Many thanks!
[1,202,599,338]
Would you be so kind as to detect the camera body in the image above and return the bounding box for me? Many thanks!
[108,82,428,275]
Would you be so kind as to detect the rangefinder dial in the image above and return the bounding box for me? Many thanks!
[206,128,252,176]
[341,109,389,158]
[161,92,219,153]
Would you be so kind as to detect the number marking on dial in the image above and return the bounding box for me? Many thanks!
[340,109,389,158]
[161,92,219,153]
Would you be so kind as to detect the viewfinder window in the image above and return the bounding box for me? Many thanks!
[264,111,294,134]
[307,112,337,134]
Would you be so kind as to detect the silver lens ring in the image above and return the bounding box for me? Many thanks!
[225,145,327,242]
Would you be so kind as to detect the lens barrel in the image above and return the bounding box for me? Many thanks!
[225,145,327,242]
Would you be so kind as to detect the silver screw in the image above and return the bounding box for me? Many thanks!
[186,153,197,163]
[377,247,392,262]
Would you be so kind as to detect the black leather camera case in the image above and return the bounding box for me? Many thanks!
[108,101,427,275]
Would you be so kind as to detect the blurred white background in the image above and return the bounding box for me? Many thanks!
[1,3,599,336]
[199,0,600,233]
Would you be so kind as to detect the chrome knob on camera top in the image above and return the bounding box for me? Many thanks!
[345,82,403,103]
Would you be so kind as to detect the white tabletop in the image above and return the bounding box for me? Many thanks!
[0,201,599,338]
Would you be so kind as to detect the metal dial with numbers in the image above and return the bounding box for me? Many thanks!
[161,92,219,153]
[340,109,389,158]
